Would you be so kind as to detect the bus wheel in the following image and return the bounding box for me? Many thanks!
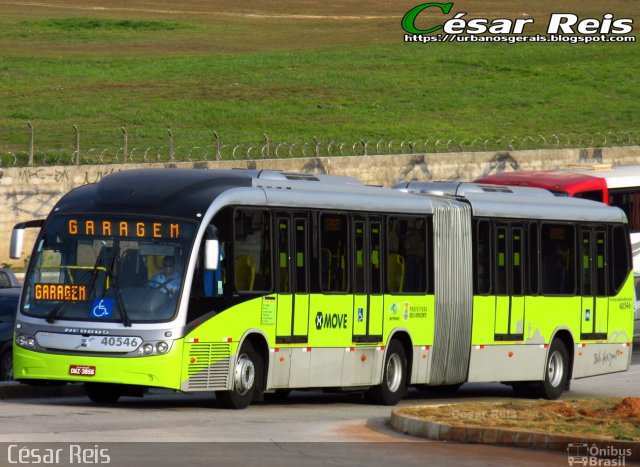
[366,340,406,406]
[536,339,569,400]
[85,383,121,404]
[217,341,263,409]
[0,350,12,381]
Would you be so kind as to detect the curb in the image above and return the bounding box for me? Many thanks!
[390,408,640,462]
[0,382,85,400]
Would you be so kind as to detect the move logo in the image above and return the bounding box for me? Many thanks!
[315,311,348,330]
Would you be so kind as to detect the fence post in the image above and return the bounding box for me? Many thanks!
[361,140,367,156]
[122,126,128,163]
[314,137,320,157]
[27,121,34,166]
[213,131,221,161]
[73,124,80,165]
[168,129,175,161]
[262,133,270,159]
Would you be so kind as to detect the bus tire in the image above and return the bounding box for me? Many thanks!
[366,340,406,406]
[536,339,569,400]
[0,350,12,381]
[217,341,263,410]
[85,383,121,404]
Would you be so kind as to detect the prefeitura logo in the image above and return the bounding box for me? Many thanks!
[401,2,635,44]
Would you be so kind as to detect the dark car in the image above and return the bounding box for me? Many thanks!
[0,288,20,381]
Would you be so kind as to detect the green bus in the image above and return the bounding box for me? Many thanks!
[10,169,634,408]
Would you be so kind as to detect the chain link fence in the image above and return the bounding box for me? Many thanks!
[1,128,639,167]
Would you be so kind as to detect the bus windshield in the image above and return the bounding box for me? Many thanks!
[21,215,196,324]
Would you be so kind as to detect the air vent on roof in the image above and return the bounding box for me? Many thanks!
[283,172,320,181]
[479,185,513,193]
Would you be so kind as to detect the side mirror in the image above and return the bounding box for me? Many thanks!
[204,226,219,271]
[10,220,45,260]
[10,227,24,259]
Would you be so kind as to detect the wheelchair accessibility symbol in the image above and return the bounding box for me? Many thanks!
[91,298,114,319]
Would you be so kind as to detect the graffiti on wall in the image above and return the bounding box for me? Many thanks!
[478,152,521,178]
[394,155,433,184]
[7,189,59,219]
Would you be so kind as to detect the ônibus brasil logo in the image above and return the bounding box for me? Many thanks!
[315,311,348,330]
[401,2,634,44]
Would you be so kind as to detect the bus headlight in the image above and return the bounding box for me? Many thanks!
[136,340,172,356]
[16,335,36,349]
[156,341,169,354]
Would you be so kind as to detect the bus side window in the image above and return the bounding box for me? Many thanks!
[609,190,640,232]
[574,190,604,203]
[527,223,540,295]
[277,218,291,293]
[294,218,308,293]
[202,241,226,297]
[370,222,382,294]
[387,216,426,294]
[512,227,524,296]
[474,220,492,295]
[234,209,272,293]
[610,225,631,294]
[541,224,576,295]
[495,225,508,296]
[319,213,348,292]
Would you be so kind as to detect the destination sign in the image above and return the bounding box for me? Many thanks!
[67,219,180,239]
[34,283,88,302]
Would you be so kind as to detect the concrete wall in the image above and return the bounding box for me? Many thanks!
[2,145,639,266]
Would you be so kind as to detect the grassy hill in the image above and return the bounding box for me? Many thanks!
[0,0,638,157]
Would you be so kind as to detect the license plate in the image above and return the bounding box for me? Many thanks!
[69,365,96,377]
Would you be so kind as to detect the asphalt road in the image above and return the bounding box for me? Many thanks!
[0,350,637,467]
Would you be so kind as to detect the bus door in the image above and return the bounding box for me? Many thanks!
[275,215,310,344]
[352,217,383,343]
[494,224,525,341]
[580,228,608,340]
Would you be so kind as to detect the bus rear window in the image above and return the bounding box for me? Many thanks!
[574,190,604,203]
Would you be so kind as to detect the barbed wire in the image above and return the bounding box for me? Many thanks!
[0,130,638,167]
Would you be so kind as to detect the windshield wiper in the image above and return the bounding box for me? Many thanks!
[84,244,108,301]
[105,251,132,327]
[46,244,108,324]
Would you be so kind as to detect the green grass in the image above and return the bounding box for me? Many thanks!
[0,1,638,159]
[28,17,193,31]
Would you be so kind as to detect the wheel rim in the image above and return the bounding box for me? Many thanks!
[233,354,255,395]
[386,353,402,393]
[547,350,564,388]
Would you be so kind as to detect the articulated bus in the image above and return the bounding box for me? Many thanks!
[476,164,640,273]
[10,169,634,408]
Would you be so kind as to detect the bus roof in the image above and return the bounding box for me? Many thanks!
[474,170,605,195]
[396,181,627,224]
[51,169,627,225]
[571,164,640,189]
[52,169,435,220]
